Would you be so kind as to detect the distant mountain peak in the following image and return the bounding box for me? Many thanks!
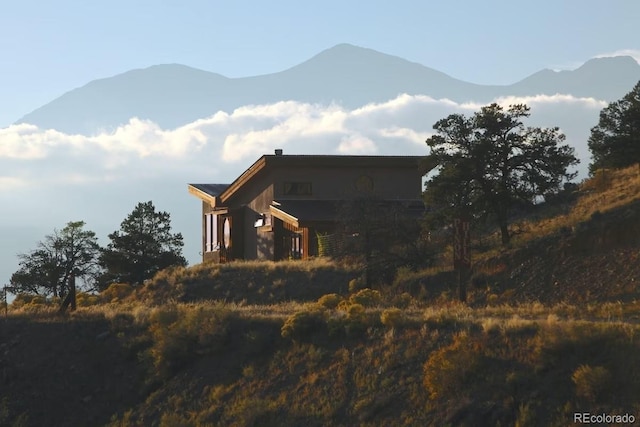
[309,42,417,64]
[15,46,640,135]
[580,55,640,70]
[117,63,229,79]
[593,55,639,63]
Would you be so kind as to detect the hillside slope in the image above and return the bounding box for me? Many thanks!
[2,166,640,426]
[3,300,640,426]
[469,165,640,305]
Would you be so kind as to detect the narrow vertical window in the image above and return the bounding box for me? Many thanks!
[205,214,212,252]
[211,214,218,250]
[205,214,219,252]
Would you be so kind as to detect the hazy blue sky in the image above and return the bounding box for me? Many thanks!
[1,0,639,127]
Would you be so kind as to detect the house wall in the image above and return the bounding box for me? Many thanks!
[256,227,274,260]
[224,170,275,261]
[237,164,421,261]
[271,166,421,200]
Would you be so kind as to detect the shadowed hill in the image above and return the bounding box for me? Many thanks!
[0,314,148,426]
[2,165,640,426]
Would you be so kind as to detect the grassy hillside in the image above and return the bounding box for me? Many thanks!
[2,165,640,426]
[3,299,640,426]
[396,165,640,305]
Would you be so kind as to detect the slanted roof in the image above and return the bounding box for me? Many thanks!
[270,199,426,228]
[188,183,230,206]
[219,154,423,204]
[270,200,339,227]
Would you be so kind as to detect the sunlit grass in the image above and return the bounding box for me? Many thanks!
[512,164,640,244]
[9,294,640,327]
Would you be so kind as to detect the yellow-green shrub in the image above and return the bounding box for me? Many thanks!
[158,412,191,427]
[101,283,133,302]
[346,303,365,320]
[281,309,326,341]
[76,292,100,307]
[317,293,342,309]
[348,277,365,293]
[148,304,233,376]
[423,332,481,400]
[393,292,413,309]
[331,303,368,338]
[380,308,405,328]
[349,288,381,307]
[572,364,611,403]
[10,293,49,310]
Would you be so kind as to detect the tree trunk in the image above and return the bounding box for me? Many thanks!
[58,274,76,313]
[499,220,510,245]
[458,268,469,303]
[364,230,372,288]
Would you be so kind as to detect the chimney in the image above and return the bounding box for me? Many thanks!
[274,149,283,156]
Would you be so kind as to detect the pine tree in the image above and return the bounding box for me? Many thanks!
[100,201,186,286]
[588,80,640,173]
[10,221,101,298]
[425,103,578,245]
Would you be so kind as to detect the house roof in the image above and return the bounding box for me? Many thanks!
[270,198,426,228]
[188,154,424,207]
[187,183,230,205]
[219,154,424,204]
[270,200,339,227]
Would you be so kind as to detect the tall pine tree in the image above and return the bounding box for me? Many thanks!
[588,80,640,173]
[100,201,186,286]
[425,103,578,245]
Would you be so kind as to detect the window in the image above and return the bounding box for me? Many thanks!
[283,182,312,196]
[205,213,218,252]
[282,232,303,259]
[291,233,302,259]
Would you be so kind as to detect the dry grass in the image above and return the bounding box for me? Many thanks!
[9,293,640,328]
[215,256,344,272]
[512,164,640,244]
[8,291,640,426]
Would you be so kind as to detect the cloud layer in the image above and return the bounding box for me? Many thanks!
[0,93,606,192]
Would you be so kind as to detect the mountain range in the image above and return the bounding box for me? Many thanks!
[16,43,640,135]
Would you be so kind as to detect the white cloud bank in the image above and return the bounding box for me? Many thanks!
[0,93,607,193]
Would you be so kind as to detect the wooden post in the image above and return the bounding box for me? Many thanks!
[453,218,471,302]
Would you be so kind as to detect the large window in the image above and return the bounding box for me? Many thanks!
[282,232,303,259]
[283,182,312,196]
[205,213,219,252]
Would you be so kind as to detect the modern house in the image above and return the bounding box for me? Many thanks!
[188,150,425,263]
